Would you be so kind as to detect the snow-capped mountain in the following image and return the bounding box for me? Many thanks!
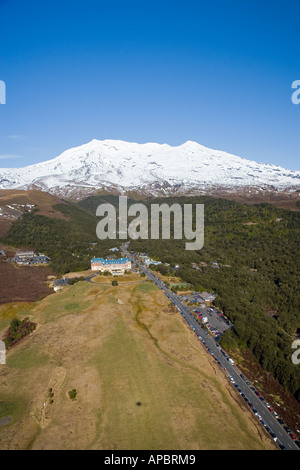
[0,139,299,199]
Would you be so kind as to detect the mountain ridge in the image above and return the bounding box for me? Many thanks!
[0,139,299,200]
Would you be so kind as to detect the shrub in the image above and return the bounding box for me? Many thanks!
[4,318,37,348]
[68,389,77,400]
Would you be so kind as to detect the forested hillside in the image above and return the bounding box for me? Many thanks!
[128,196,300,402]
[2,201,116,273]
[3,193,300,402]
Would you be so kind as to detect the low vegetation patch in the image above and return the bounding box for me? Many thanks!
[3,317,37,348]
[67,276,85,285]
[68,389,77,400]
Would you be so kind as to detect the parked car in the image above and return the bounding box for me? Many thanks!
[270,432,277,441]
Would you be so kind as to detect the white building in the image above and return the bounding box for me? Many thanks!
[91,257,131,275]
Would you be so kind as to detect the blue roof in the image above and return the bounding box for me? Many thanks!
[91,258,130,265]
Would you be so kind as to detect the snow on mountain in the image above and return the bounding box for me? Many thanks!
[0,139,299,198]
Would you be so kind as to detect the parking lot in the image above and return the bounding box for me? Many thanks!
[180,301,232,338]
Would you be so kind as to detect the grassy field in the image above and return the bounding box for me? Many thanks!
[91,273,144,284]
[0,276,276,450]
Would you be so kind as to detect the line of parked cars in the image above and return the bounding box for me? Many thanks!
[228,373,300,449]
[157,276,300,451]
[228,378,280,443]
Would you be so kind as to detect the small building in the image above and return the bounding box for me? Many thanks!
[146,259,162,267]
[16,251,35,258]
[139,255,150,264]
[14,251,50,265]
[199,292,217,303]
[53,277,68,286]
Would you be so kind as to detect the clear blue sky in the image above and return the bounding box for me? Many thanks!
[0,0,299,170]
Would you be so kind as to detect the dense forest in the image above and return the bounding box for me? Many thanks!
[2,193,300,402]
[3,200,119,273]
[128,196,300,402]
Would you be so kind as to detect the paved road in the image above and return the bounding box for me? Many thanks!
[122,244,299,451]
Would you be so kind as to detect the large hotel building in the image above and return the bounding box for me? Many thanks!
[91,257,131,275]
